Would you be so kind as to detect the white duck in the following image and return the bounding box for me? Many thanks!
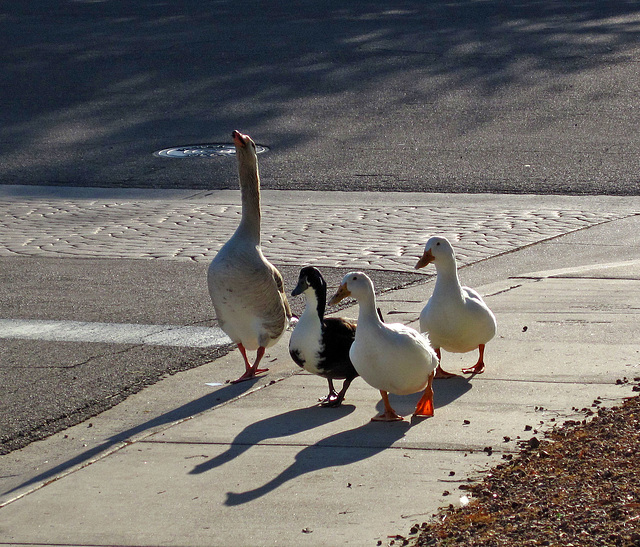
[415,236,497,377]
[207,130,291,383]
[329,272,438,421]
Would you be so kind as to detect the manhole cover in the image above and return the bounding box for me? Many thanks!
[155,143,269,158]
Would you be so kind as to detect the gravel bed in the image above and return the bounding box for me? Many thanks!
[391,386,640,547]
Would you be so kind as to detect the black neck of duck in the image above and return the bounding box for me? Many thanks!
[315,286,327,321]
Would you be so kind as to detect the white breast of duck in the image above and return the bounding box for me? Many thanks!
[417,236,496,353]
[352,316,435,395]
[289,288,325,374]
[289,266,357,379]
[330,272,437,396]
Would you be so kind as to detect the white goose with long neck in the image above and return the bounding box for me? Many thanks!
[207,130,291,383]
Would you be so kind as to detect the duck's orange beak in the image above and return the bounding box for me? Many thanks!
[415,248,435,270]
[328,283,351,306]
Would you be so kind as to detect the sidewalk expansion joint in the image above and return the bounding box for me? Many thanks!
[137,438,519,455]
[476,377,627,386]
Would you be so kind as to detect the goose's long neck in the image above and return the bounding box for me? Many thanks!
[237,160,261,243]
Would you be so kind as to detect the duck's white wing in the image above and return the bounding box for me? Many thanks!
[351,321,437,395]
[462,286,484,303]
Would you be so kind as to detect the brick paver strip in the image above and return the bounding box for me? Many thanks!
[0,199,625,271]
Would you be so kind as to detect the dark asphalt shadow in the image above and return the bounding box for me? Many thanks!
[224,419,412,506]
[2,379,260,497]
[2,1,639,194]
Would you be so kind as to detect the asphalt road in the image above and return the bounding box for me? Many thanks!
[0,254,425,454]
[2,0,640,453]
[1,0,640,194]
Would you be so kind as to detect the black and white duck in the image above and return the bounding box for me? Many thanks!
[289,266,358,407]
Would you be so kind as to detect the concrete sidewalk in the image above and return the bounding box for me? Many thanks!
[0,194,639,546]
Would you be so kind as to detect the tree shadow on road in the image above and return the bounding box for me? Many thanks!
[3,1,640,193]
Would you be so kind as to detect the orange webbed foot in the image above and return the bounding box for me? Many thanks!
[463,345,487,374]
[414,398,434,418]
[371,410,404,422]
[373,391,405,421]
[435,366,458,379]
[231,367,269,384]
[462,362,485,375]
[414,374,435,418]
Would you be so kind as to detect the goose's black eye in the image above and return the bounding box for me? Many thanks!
[436,242,440,246]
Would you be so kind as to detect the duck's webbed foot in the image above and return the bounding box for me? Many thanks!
[319,378,344,407]
[231,367,268,384]
[371,409,404,422]
[462,362,485,374]
[462,345,486,375]
[435,366,459,379]
[321,376,355,407]
[433,348,458,379]
[371,391,404,422]
[232,345,268,383]
[319,390,341,406]
[413,372,435,418]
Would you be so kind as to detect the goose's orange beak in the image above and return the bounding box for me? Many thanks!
[328,283,351,306]
[232,130,248,148]
[415,248,435,270]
